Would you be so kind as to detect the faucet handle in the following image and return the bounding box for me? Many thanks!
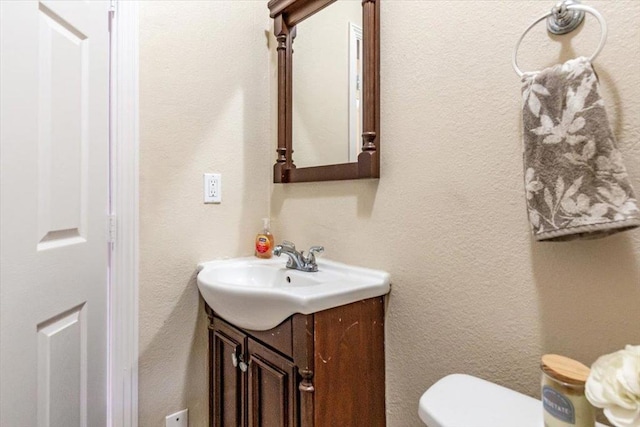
[274,240,296,258]
[280,240,296,250]
[308,246,324,256]
[305,246,324,265]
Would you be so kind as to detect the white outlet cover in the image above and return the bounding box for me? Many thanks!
[203,173,221,204]
[166,409,188,427]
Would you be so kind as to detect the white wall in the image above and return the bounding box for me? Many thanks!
[139,2,270,425]
[272,1,640,425]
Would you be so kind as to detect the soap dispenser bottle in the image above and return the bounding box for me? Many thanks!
[255,218,274,259]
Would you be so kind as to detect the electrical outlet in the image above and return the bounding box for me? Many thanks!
[203,173,221,203]
[165,409,188,427]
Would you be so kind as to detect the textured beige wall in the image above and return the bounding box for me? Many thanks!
[139,2,270,425]
[272,1,640,426]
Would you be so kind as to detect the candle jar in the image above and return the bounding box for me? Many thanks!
[541,354,595,427]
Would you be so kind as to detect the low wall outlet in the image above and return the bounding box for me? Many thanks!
[165,409,188,427]
[203,173,221,203]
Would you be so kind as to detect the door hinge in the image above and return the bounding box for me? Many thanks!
[108,0,115,32]
[108,214,117,244]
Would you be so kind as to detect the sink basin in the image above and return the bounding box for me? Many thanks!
[197,257,390,331]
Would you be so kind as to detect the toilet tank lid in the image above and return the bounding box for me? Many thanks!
[418,374,608,427]
[418,374,542,427]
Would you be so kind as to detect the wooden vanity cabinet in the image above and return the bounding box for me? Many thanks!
[206,296,386,427]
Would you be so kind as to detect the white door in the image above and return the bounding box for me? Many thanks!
[1,1,111,426]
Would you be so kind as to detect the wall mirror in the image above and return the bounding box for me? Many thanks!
[268,0,380,183]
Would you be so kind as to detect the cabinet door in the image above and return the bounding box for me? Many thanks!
[211,321,247,427]
[247,339,298,427]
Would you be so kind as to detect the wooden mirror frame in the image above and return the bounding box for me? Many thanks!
[268,0,380,183]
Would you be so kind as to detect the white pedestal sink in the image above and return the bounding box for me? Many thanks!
[197,257,390,331]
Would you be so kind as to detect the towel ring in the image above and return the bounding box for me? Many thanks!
[513,3,607,77]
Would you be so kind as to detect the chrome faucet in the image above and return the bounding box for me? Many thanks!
[273,241,324,272]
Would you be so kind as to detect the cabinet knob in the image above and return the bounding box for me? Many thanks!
[231,352,238,368]
[232,352,248,372]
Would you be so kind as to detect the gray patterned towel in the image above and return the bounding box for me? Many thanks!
[521,57,639,241]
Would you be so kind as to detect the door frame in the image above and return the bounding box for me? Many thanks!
[109,2,139,427]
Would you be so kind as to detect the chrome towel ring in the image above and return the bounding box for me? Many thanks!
[513,1,608,77]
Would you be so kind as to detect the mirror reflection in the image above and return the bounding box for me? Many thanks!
[292,0,363,168]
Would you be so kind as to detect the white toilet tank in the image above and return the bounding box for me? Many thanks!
[418,374,606,427]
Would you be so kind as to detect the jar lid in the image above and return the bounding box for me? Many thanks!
[541,354,590,385]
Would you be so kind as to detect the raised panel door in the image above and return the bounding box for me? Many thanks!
[211,322,247,427]
[0,1,110,425]
[247,339,297,427]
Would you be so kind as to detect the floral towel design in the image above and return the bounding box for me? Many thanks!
[522,57,639,241]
